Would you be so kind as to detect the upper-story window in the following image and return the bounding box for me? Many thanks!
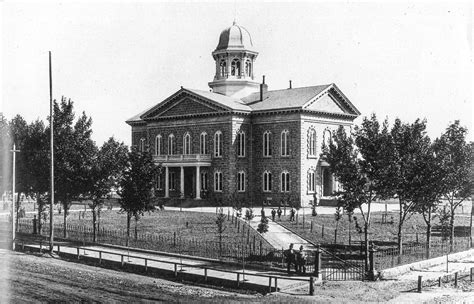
[231,59,241,76]
[281,171,290,192]
[219,60,226,77]
[183,132,191,155]
[263,170,272,192]
[308,128,317,156]
[139,138,146,152]
[200,132,208,154]
[281,130,289,156]
[237,171,245,192]
[237,131,245,157]
[155,134,162,156]
[168,134,175,155]
[263,131,272,157]
[323,129,332,149]
[214,131,222,157]
[245,60,252,77]
[214,171,223,192]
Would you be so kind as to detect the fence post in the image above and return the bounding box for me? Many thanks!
[314,245,321,278]
[145,258,147,272]
[174,232,176,247]
[417,275,422,292]
[310,221,313,233]
[471,267,473,282]
[438,276,441,287]
[274,277,278,291]
[322,225,325,238]
[454,272,458,288]
[57,244,60,254]
[204,268,207,282]
[268,277,272,293]
[174,264,177,277]
[33,216,37,234]
[121,255,124,267]
[77,247,80,260]
[309,277,314,295]
[39,240,42,253]
[369,245,377,281]
[260,240,263,256]
[99,251,102,264]
[237,273,240,287]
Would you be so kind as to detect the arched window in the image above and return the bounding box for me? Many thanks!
[200,132,207,154]
[237,131,245,157]
[214,131,222,157]
[307,170,316,193]
[281,171,290,192]
[231,59,241,76]
[308,128,317,156]
[155,134,162,156]
[281,130,289,156]
[219,60,226,77]
[263,131,272,157]
[245,60,252,77]
[167,134,175,155]
[183,132,191,155]
[263,170,272,192]
[201,172,208,191]
[323,129,332,148]
[139,138,146,152]
[237,171,245,192]
[214,171,223,192]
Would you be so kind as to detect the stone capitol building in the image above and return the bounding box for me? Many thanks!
[127,22,360,207]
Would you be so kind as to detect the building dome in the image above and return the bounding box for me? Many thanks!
[215,21,255,52]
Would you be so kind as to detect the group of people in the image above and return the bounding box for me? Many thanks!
[284,243,307,274]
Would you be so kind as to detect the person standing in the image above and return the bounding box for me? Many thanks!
[285,243,296,274]
[271,208,276,221]
[277,207,282,221]
[296,245,307,274]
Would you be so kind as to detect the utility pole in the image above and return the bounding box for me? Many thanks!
[49,51,55,252]
[11,143,20,251]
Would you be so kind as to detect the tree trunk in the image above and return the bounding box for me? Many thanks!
[63,202,68,238]
[364,222,369,271]
[36,194,42,235]
[219,233,222,259]
[92,207,97,243]
[126,212,131,247]
[15,193,21,233]
[97,207,101,233]
[426,219,431,259]
[449,207,455,251]
[134,217,138,240]
[397,200,403,257]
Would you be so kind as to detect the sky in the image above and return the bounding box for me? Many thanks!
[1,1,472,147]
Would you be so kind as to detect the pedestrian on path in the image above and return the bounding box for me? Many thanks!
[290,208,295,221]
[261,208,265,218]
[277,207,282,220]
[271,208,276,221]
[284,243,296,274]
[296,245,307,274]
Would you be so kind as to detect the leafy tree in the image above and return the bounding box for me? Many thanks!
[257,213,269,234]
[390,118,432,254]
[48,97,97,237]
[88,137,128,242]
[22,120,50,234]
[435,121,472,246]
[118,148,159,245]
[327,115,397,269]
[215,210,226,258]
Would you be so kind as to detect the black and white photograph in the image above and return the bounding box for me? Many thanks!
[0,1,472,303]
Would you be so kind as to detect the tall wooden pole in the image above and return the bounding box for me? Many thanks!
[11,144,20,251]
[49,51,54,252]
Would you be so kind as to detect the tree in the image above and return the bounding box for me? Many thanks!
[49,97,97,238]
[118,148,159,245]
[327,115,397,270]
[257,214,269,234]
[215,210,226,259]
[88,137,128,242]
[22,120,50,234]
[435,121,472,246]
[390,118,432,254]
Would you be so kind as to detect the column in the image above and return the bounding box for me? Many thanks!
[195,166,201,200]
[180,166,185,198]
[164,166,169,198]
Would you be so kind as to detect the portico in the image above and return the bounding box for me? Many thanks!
[155,154,211,200]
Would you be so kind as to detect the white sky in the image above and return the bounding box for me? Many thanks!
[1,1,472,146]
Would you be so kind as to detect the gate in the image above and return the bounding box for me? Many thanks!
[320,247,366,281]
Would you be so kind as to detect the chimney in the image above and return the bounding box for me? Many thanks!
[260,75,268,101]
[289,80,292,89]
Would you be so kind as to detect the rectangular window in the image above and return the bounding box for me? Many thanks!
[308,171,315,192]
[237,132,245,157]
[281,172,290,192]
[237,171,245,192]
[214,172,222,192]
[201,172,208,191]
